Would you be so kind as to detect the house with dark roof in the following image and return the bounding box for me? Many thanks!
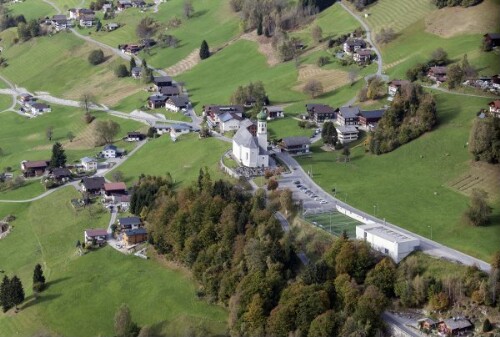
[428,66,448,83]
[125,132,144,142]
[357,109,385,127]
[51,14,69,31]
[388,79,410,99]
[79,14,96,27]
[84,228,108,246]
[116,0,132,11]
[159,85,180,97]
[132,0,146,8]
[263,106,284,120]
[279,137,311,154]
[102,144,121,158]
[81,177,105,194]
[81,157,97,171]
[21,160,49,177]
[118,216,142,230]
[51,167,72,182]
[343,38,366,53]
[131,66,142,79]
[336,106,360,126]
[438,318,473,336]
[484,33,500,48]
[165,95,189,112]
[488,100,500,118]
[336,125,359,144]
[218,112,243,133]
[30,103,51,116]
[123,228,147,245]
[204,105,245,128]
[353,49,372,64]
[153,76,173,90]
[148,94,168,109]
[306,103,336,123]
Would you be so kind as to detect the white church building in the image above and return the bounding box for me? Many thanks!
[232,110,269,168]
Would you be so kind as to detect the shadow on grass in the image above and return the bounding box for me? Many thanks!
[190,9,208,18]
[45,276,72,290]
[21,294,61,310]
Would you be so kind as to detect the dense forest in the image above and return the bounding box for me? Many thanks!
[129,171,500,337]
[432,0,482,8]
[369,83,437,154]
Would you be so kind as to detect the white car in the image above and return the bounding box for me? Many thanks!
[320,200,328,204]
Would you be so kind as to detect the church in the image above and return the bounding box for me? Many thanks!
[232,110,269,168]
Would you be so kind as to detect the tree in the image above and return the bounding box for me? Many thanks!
[430,48,449,66]
[348,69,358,86]
[46,126,54,141]
[375,27,396,44]
[463,189,492,226]
[365,257,396,297]
[136,17,157,40]
[468,117,500,163]
[267,178,278,191]
[342,145,350,162]
[129,57,136,74]
[114,304,140,337]
[280,189,293,215]
[9,276,24,311]
[483,318,493,333]
[308,310,339,337]
[321,121,338,146]
[0,275,11,312]
[311,25,323,43]
[366,76,386,100]
[115,64,129,78]
[88,49,105,65]
[93,120,121,146]
[183,0,194,18]
[199,40,210,60]
[67,131,75,142]
[256,17,263,36]
[446,64,463,89]
[32,264,46,292]
[50,142,67,168]
[112,170,124,182]
[303,79,323,98]
[316,56,329,67]
[242,294,266,337]
[137,325,152,337]
[80,92,96,115]
[461,54,477,80]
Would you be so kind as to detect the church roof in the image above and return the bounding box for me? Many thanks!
[233,125,259,149]
[257,109,267,121]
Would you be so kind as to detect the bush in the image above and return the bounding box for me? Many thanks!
[114,64,129,78]
[482,318,492,333]
[316,56,329,67]
[88,49,105,65]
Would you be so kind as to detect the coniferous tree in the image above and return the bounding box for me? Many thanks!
[33,264,46,292]
[10,276,24,310]
[50,142,67,168]
[0,275,11,312]
[129,58,136,74]
[199,40,210,60]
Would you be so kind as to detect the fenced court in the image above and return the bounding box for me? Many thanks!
[303,210,362,238]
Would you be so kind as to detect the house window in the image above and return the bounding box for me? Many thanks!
[384,248,389,254]
[364,232,367,239]
[246,152,249,160]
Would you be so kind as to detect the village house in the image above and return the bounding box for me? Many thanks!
[125,132,144,142]
[80,157,98,171]
[123,228,147,246]
[50,167,72,182]
[30,103,51,116]
[68,8,78,19]
[306,103,336,123]
[84,228,108,246]
[118,216,142,231]
[336,125,359,144]
[438,318,473,336]
[484,33,500,48]
[103,182,127,197]
[357,109,385,128]
[148,94,168,109]
[79,14,96,27]
[159,85,180,97]
[428,66,448,84]
[388,79,410,100]
[81,177,105,194]
[279,137,311,154]
[51,14,69,31]
[417,318,438,333]
[353,49,372,64]
[356,223,420,263]
[131,66,142,79]
[262,106,284,120]
[343,38,366,54]
[488,100,500,118]
[153,76,173,90]
[19,93,35,105]
[204,105,244,129]
[102,3,113,12]
[153,122,170,135]
[102,144,121,158]
[113,194,130,211]
[105,23,119,31]
[116,0,132,11]
[232,113,269,168]
[336,106,360,126]
[21,160,49,177]
[218,112,243,133]
[165,95,189,112]
[131,0,146,8]
[169,124,191,139]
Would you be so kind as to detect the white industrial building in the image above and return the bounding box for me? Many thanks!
[356,223,419,263]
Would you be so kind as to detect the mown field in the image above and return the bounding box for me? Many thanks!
[7,0,56,21]
[108,133,231,186]
[0,188,228,337]
[297,92,500,261]
[0,94,13,111]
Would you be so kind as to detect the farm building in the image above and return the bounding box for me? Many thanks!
[356,223,419,263]
[306,103,336,123]
[279,137,311,154]
[84,229,108,246]
[123,228,147,245]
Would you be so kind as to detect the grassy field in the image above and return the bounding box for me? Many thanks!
[0,94,13,111]
[91,0,240,70]
[7,0,56,21]
[108,133,231,186]
[0,30,143,105]
[297,92,500,261]
[0,188,228,336]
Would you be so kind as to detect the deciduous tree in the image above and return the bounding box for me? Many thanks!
[93,120,121,146]
[303,79,323,98]
[463,189,492,226]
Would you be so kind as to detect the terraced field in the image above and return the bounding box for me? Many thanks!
[363,0,435,32]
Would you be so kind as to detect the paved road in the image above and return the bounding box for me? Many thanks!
[0,181,79,203]
[0,75,19,112]
[275,151,491,272]
[383,312,423,337]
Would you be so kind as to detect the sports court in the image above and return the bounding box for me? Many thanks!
[303,210,362,238]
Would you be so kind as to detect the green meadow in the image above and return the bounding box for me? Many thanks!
[297,92,500,261]
[7,0,56,21]
[0,188,228,337]
[108,133,231,186]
